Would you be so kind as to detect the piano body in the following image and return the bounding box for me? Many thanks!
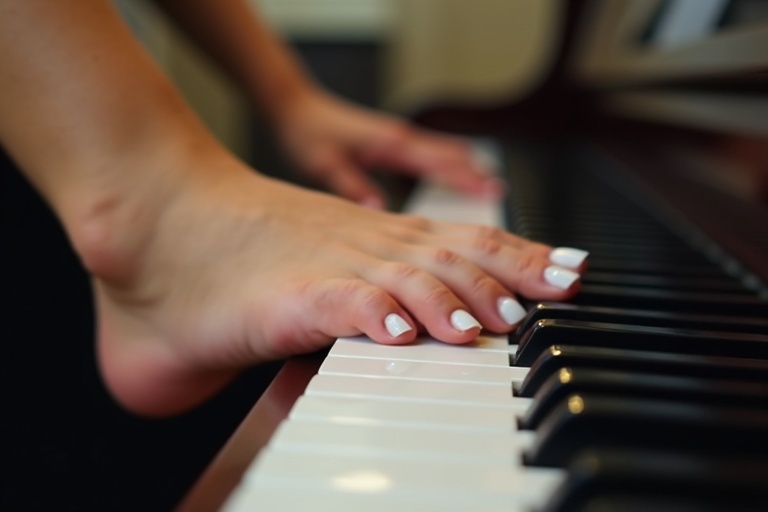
[180,1,768,511]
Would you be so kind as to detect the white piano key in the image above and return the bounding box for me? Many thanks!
[305,373,531,409]
[405,183,503,226]
[330,336,512,367]
[335,334,513,352]
[244,449,564,509]
[223,486,528,512]
[270,419,534,465]
[319,354,528,385]
[289,394,523,432]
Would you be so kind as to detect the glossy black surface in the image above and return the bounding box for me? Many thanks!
[524,393,768,467]
[516,302,768,336]
[541,451,768,512]
[513,318,768,366]
[520,368,768,429]
[514,345,768,397]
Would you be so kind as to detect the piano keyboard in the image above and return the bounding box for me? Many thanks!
[221,142,768,512]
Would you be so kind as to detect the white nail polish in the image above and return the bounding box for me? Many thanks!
[550,247,589,269]
[544,265,579,290]
[384,313,413,338]
[498,297,527,325]
[450,309,482,332]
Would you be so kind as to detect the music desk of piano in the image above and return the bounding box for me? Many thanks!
[180,1,768,510]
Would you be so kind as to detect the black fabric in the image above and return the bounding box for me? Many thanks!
[1,149,280,511]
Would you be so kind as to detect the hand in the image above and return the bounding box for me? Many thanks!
[275,89,506,208]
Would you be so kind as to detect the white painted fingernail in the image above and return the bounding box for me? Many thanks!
[384,313,413,337]
[544,265,579,290]
[550,247,589,268]
[450,309,482,332]
[498,297,527,325]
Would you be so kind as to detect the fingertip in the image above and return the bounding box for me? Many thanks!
[383,312,414,340]
[543,265,580,291]
[360,195,387,210]
[450,309,483,334]
[549,247,589,269]
[497,297,527,327]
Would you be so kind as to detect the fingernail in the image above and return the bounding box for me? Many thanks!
[498,297,527,325]
[550,247,589,269]
[450,309,482,332]
[544,265,579,290]
[384,313,413,338]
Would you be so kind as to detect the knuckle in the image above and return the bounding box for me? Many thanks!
[476,225,504,241]
[358,286,391,312]
[472,237,504,259]
[423,286,455,307]
[388,262,422,282]
[433,248,463,267]
[400,215,432,232]
[513,252,537,277]
[334,279,368,300]
[469,274,496,296]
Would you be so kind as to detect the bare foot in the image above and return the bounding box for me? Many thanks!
[87,152,580,416]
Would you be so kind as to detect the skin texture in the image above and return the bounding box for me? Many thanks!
[0,0,583,416]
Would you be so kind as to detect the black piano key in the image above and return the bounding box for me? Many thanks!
[571,247,709,265]
[540,450,768,512]
[514,345,768,398]
[519,368,768,430]
[512,319,768,366]
[581,271,746,292]
[573,498,765,512]
[523,394,768,468]
[517,302,768,335]
[571,284,768,315]
[580,259,728,278]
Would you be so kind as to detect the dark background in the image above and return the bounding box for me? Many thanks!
[1,41,381,512]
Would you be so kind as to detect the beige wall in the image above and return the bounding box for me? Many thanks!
[252,0,562,112]
[385,0,561,112]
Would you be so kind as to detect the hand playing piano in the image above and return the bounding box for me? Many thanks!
[273,89,506,208]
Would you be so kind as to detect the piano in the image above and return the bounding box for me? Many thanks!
[179,1,768,511]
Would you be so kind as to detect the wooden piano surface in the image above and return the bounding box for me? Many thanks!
[177,355,324,512]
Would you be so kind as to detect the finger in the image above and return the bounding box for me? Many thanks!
[406,245,526,332]
[423,224,589,271]
[362,260,482,344]
[422,161,506,198]
[310,151,386,208]
[302,278,418,346]
[439,235,582,300]
[360,126,505,197]
[327,162,386,208]
[427,223,552,257]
